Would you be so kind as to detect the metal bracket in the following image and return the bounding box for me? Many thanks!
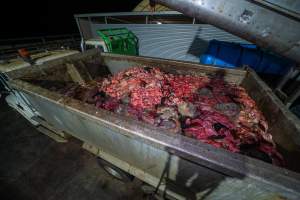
[275,66,300,108]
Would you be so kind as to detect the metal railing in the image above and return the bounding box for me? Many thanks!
[0,34,81,60]
[74,11,198,26]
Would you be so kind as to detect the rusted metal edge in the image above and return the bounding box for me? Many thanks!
[9,79,300,195]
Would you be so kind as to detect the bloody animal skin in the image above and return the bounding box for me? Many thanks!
[61,67,284,166]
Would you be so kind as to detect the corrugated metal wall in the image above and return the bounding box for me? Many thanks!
[91,24,249,63]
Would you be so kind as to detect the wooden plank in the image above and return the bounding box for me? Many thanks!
[77,60,93,80]
[66,63,89,85]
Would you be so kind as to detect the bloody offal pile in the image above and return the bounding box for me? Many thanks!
[61,66,284,166]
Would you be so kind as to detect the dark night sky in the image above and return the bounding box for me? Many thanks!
[0,0,141,38]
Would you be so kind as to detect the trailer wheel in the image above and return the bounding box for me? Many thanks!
[97,158,134,182]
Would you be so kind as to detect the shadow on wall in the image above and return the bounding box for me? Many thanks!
[157,152,242,200]
[187,28,209,58]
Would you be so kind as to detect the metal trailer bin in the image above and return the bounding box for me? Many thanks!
[6,49,300,199]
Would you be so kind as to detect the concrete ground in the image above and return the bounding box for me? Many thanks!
[0,96,147,200]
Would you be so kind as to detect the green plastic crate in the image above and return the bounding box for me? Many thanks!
[97,28,139,56]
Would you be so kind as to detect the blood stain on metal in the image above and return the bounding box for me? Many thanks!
[261,27,271,38]
[239,9,254,24]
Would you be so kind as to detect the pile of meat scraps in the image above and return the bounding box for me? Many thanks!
[61,66,284,166]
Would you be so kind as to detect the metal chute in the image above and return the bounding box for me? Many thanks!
[152,0,300,63]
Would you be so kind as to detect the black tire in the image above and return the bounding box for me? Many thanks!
[97,157,134,182]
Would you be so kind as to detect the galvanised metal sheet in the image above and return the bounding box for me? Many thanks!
[19,88,300,200]
[8,51,300,199]
[91,24,249,63]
